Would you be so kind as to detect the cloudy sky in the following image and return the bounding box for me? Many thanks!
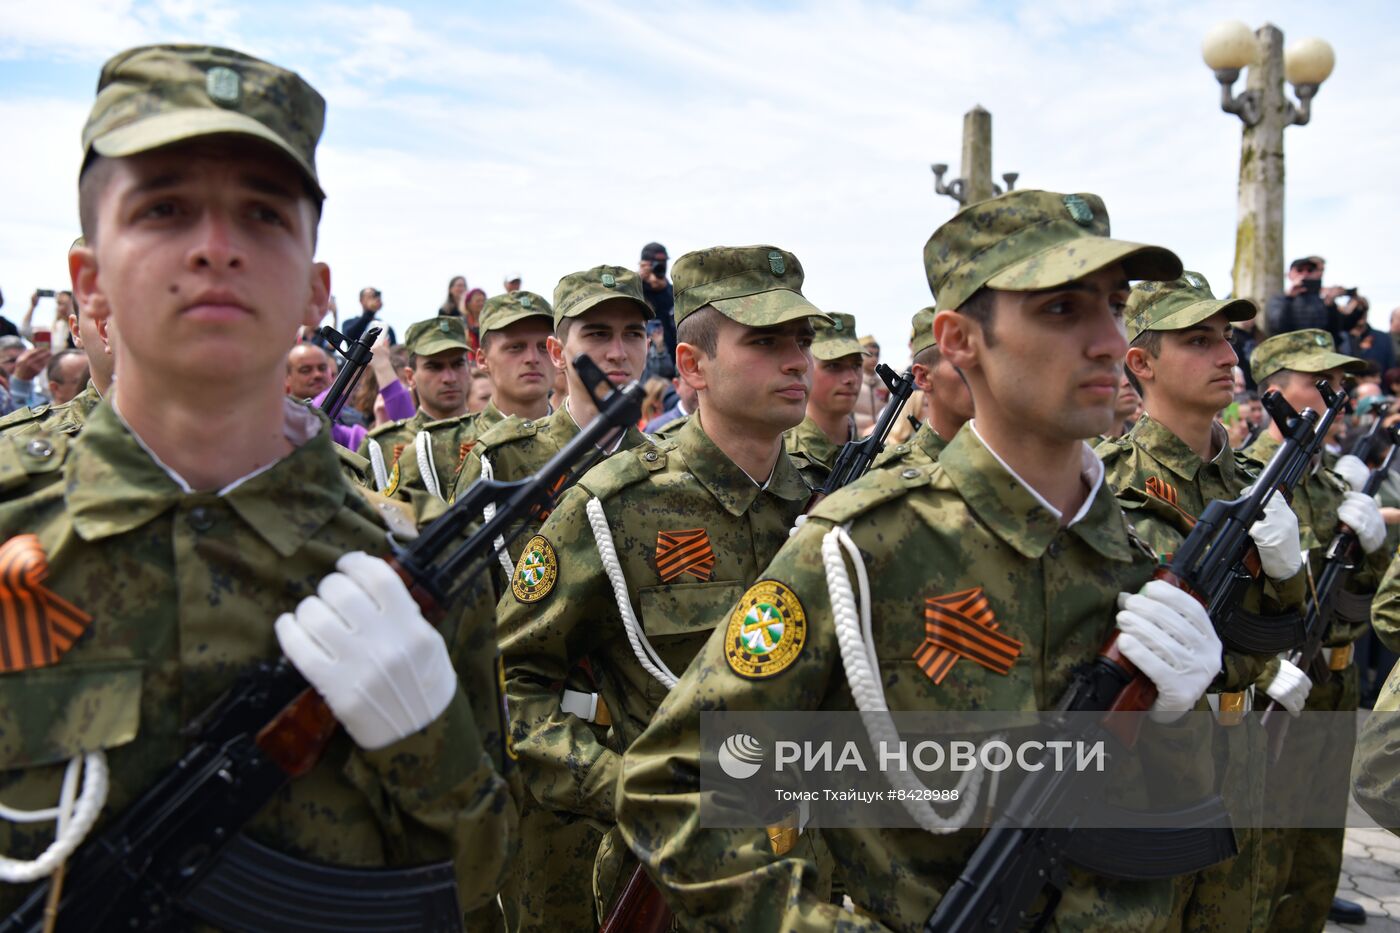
[2,0,1397,365]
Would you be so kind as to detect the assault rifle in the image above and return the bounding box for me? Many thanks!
[821,364,916,496]
[318,324,380,422]
[1259,411,1400,756]
[925,386,1345,933]
[3,357,643,933]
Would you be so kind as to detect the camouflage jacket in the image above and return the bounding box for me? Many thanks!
[386,403,505,503]
[871,422,952,472]
[1246,430,1387,647]
[1098,414,1305,689]
[355,408,432,491]
[452,404,650,565]
[616,426,1188,931]
[1353,659,1400,830]
[0,381,102,439]
[0,401,516,917]
[782,415,852,484]
[497,415,808,827]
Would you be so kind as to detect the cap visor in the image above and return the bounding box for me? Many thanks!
[710,289,832,327]
[986,237,1183,292]
[1147,297,1258,333]
[481,308,553,336]
[1296,351,1370,375]
[557,293,653,325]
[91,109,324,199]
[812,336,866,360]
[413,339,471,358]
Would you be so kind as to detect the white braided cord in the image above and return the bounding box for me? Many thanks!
[0,751,109,883]
[479,454,517,577]
[367,441,389,492]
[821,526,981,833]
[586,497,678,689]
[414,430,443,501]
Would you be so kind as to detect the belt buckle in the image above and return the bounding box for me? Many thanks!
[1329,644,1353,671]
[766,810,801,856]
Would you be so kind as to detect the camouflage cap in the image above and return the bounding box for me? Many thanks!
[910,306,937,355]
[552,266,653,327]
[405,316,469,358]
[811,312,864,361]
[672,246,831,327]
[83,45,326,199]
[923,190,1182,312]
[1250,328,1368,383]
[479,291,553,337]
[1124,270,1257,342]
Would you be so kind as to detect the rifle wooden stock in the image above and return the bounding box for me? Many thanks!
[599,864,672,933]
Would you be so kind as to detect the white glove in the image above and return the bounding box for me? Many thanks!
[1115,580,1223,723]
[1243,484,1303,581]
[1338,489,1387,554]
[1333,454,1371,493]
[1263,658,1312,717]
[276,552,458,750]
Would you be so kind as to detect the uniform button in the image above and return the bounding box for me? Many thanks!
[24,439,53,459]
[188,506,214,532]
[901,468,920,479]
[522,421,534,429]
[643,451,659,462]
[1047,538,1063,558]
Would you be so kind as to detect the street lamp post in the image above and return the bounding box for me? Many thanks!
[932,105,1020,207]
[1203,20,1335,319]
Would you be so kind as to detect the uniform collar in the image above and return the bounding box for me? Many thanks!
[941,424,1132,562]
[676,414,808,516]
[1127,413,1234,481]
[67,401,349,557]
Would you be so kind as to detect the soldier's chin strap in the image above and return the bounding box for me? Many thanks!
[821,525,983,834]
[0,751,108,884]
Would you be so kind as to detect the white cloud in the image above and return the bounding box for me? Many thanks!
[2,0,1397,364]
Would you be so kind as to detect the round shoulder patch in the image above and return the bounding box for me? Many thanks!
[725,580,807,679]
[512,534,559,603]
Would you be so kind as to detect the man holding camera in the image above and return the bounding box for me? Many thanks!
[639,242,676,378]
[1265,256,1367,344]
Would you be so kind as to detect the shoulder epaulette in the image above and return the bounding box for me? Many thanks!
[335,446,371,487]
[420,411,478,435]
[473,414,539,452]
[1232,448,1266,476]
[809,462,937,524]
[0,404,50,433]
[0,431,69,493]
[351,486,420,540]
[365,416,415,439]
[579,440,669,499]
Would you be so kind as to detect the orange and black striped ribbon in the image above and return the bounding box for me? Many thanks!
[1145,476,1178,507]
[457,441,475,470]
[655,528,715,583]
[391,442,406,466]
[913,587,1020,683]
[0,535,92,673]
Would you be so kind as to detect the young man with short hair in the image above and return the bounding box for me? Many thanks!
[1245,330,1387,932]
[499,245,833,922]
[873,304,974,471]
[453,264,653,933]
[1099,271,1308,930]
[783,311,863,483]
[387,293,553,502]
[617,191,1224,929]
[0,44,513,923]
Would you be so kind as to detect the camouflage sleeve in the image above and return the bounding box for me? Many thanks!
[617,519,872,931]
[1372,549,1400,652]
[498,487,624,826]
[1354,662,1400,832]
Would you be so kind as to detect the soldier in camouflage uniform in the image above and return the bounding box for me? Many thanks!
[871,305,973,472]
[390,292,556,504]
[356,315,469,494]
[1244,330,1386,932]
[455,265,654,933]
[1354,656,1400,830]
[498,245,833,921]
[615,190,1227,930]
[783,311,864,485]
[1097,272,1304,932]
[0,239,112,440]
[0,45,514,923]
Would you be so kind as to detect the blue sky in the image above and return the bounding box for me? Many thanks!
[3,0,1399,362]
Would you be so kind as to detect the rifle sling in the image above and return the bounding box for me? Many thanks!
[1219,606,1305,654]
[181,832,462,933]
[1059,796,1237,880]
